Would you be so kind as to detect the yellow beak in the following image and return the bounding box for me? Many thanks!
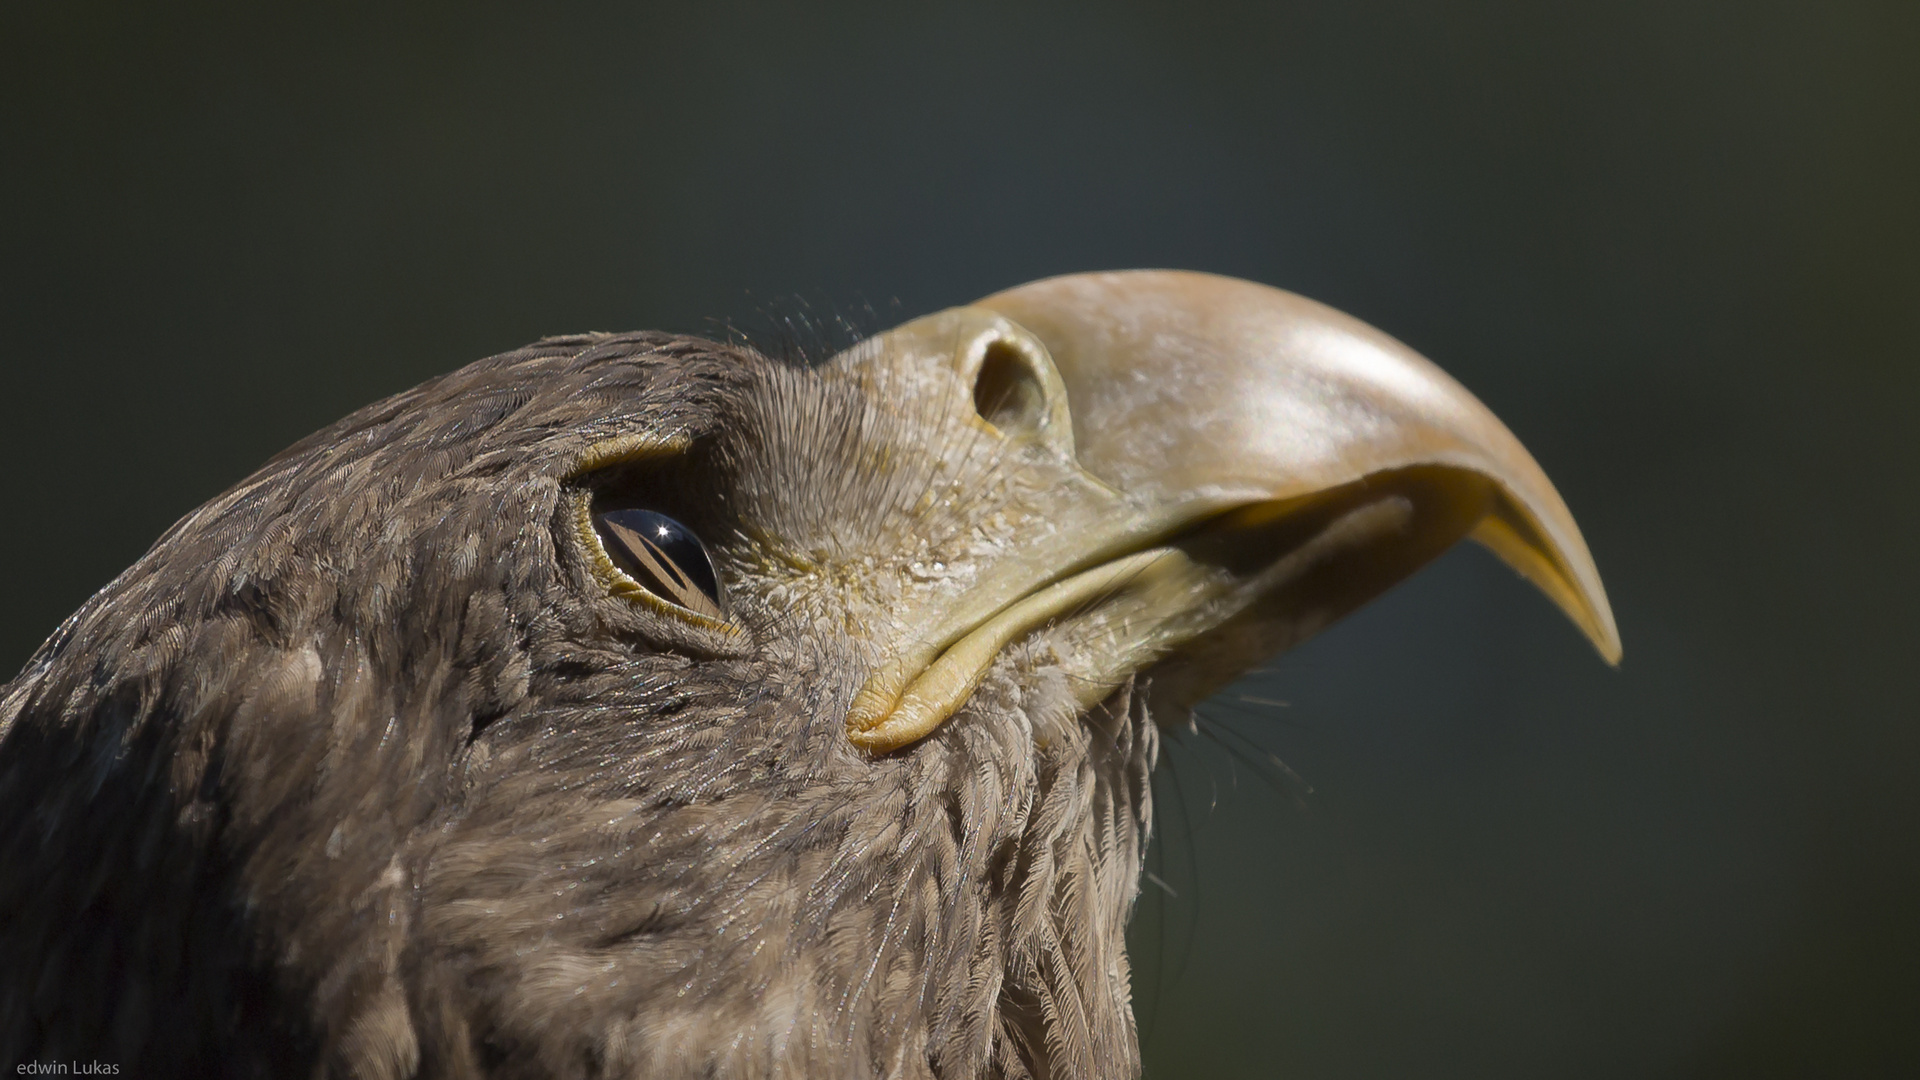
[836,270,1617,752]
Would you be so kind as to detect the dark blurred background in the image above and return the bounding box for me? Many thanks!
[3,1,1915,1075]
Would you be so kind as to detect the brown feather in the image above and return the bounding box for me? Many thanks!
[0,333,1157,1079]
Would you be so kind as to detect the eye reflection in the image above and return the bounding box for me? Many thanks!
[593,508,727,621]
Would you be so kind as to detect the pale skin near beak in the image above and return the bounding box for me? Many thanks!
[837,270,1619,753]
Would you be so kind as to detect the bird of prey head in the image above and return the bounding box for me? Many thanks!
[0,271,1615,1079]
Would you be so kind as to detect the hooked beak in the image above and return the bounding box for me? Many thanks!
[835,270,1618,753]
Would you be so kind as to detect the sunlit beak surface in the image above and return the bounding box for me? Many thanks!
[837,270,1618,753]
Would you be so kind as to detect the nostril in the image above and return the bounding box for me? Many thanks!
[972,339,1047,438]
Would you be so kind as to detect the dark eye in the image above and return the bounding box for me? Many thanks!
[592,509,728,621]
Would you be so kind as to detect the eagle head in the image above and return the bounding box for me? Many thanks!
[0,271,1615,1078]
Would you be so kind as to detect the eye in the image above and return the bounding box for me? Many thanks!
[591,508,728,621]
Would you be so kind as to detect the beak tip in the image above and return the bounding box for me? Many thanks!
[1596,611,1624,667]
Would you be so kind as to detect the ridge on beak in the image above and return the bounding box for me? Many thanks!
[836,270,1618,752]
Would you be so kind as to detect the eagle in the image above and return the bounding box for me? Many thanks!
[0,271,1617,1079]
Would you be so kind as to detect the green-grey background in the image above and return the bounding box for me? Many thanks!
[3,2,1914,1075]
